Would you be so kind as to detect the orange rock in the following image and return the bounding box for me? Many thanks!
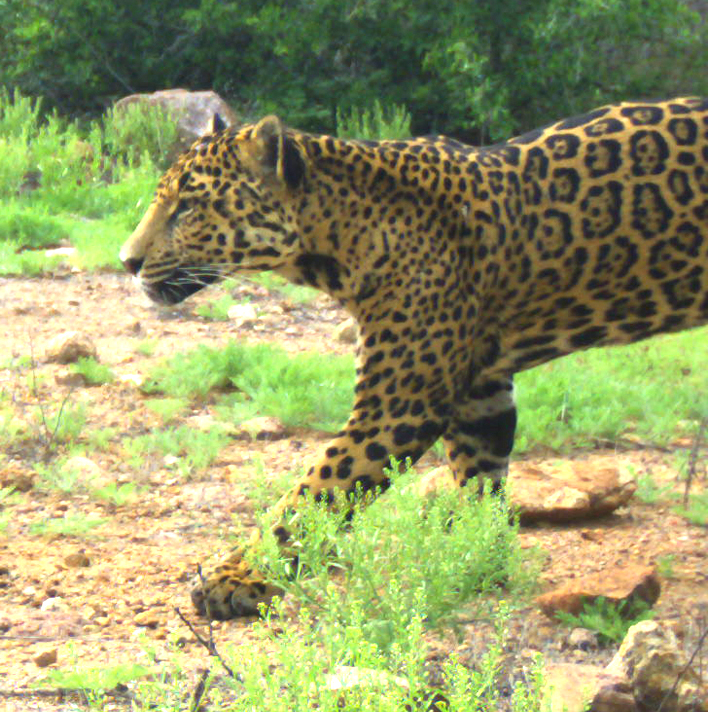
[536,564,660,617]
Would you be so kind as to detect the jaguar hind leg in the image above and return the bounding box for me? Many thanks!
[442,376,516,493]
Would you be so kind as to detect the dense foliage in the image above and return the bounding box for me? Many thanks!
[1,0,708,139]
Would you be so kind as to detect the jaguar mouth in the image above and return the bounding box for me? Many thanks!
[142,267,220,305]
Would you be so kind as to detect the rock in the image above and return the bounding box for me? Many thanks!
[335,318,358,344]
[507,458,636,523]
[543,663,635,712]
[163,454,180,468]
[0,462,34,492]
[119,373,145,388]
[567,627,599,651]
[34,648,58,668]
[45,331,98,364]
[227,302,258,328]
[113,89,239,161]
[44,247,76,259]
[54,369,88,387]
[323,666,448,711]
[62,456,108,489]
[606,621,707,712]
[64,551,91,568]
[134,610,160,628]
[40,597,66,612]
[536,565,660,618]
[238,416,288,441]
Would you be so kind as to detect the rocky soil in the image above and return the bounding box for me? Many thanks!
[0,271,706,710]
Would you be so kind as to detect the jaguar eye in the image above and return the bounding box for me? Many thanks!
[168,201,194,228]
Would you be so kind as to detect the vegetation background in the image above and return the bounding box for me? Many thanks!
[2,0,708,141]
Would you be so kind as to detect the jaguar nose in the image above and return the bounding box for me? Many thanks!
[122,257,144,276]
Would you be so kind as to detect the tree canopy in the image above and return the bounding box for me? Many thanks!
[1,0,707,140]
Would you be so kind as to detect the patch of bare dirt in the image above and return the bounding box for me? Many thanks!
[0,272,706,709]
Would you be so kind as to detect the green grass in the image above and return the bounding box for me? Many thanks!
[29,513,107,538]
[122,425,230,478]
[140,328,706,455]
[145,340,355,432]
[250,272,320,303]
[0,89,163,276]
[514,328,708,453]
[69,357,115,386]
[195,292,243,321]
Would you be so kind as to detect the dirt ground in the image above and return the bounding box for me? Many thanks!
[0,271,706,710]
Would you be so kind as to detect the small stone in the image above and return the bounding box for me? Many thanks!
[335,318,358,344]
[567,627,599,651]
[0,462,34,492]
[34,648,58,668]
[64,551,91,568]
[44,331,98,364]
[40,597,66,612]
[238,416,288,441]
[227,303,257,328]
[54,370,88,387]
[62,457,106,488]
[134,610,159,628]
[163,454,179,468]
[119,373,145,388]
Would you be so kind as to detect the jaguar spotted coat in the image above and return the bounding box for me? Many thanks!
[120,98,708,618]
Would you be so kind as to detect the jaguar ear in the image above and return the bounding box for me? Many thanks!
[250,115,305,190]
[210,113,227,134]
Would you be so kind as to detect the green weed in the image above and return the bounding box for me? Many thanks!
[250,272,320,303]
[656,554,677,579]
[337,100,412,140]
[634,471,678,505]
[674,491,708,526]
[35,402,87,449]
[122,425,230,477]
[253,462,535,653]
[145,340,354,431]
[135,339,159,357]
[86,427,119,452]
[0,89,161,276]
[555,596,655,647]
[34,460,83,493]
[515,329,708,453]
[195,293,243,321]
[69,357,115,386]
[29,513,107,538]
[92,481,141,506]
[144,397,188,424]
[37,662,153,706]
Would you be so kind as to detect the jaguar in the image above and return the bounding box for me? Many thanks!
[119,97,708,619]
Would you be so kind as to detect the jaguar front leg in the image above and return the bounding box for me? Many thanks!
[191,378,450,619]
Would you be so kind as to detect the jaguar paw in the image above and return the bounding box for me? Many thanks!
[190,554,282,620]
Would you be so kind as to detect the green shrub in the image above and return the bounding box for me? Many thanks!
[253,464,535,652]
[337,101,411,140]
[555,596,655,646]
[69,357,115,386]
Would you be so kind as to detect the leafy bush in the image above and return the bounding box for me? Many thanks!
[337,101,411,140]
[555,596,655,646]
[253,464,535,652]
[2,1,707,140]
